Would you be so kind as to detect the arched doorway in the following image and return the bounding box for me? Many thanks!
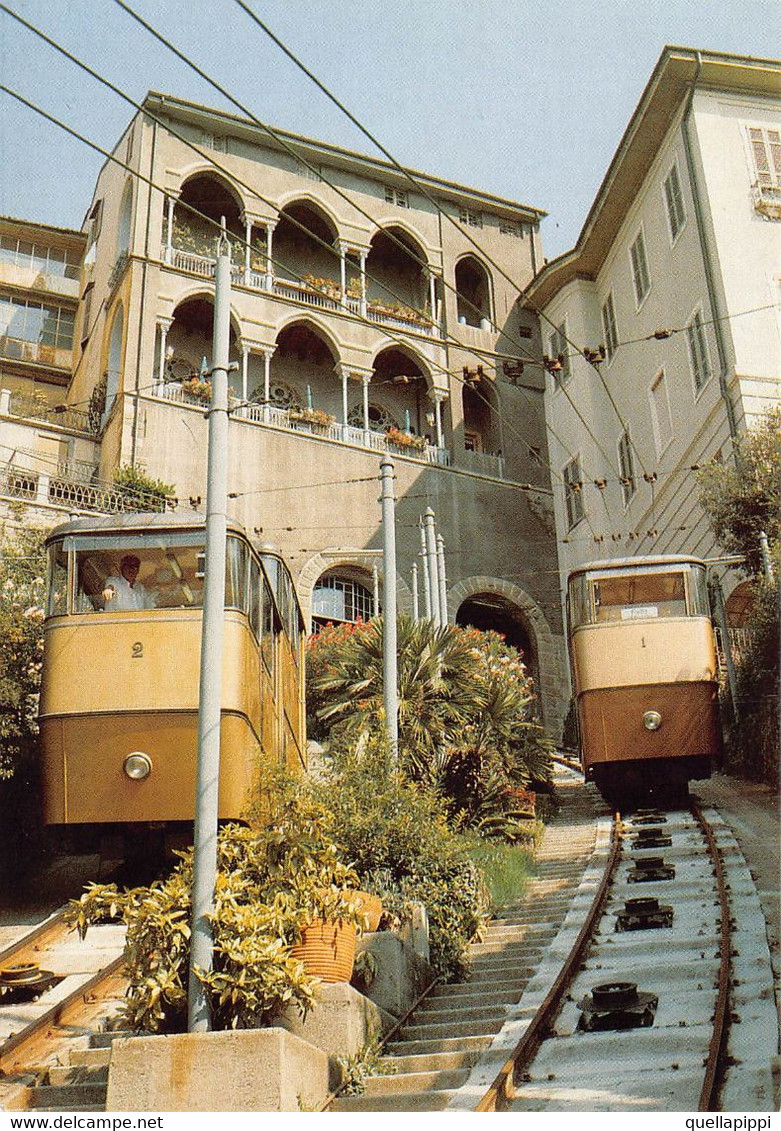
[456,592,538,691]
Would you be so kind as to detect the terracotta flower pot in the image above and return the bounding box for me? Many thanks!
[291,919,357,982]
[352,891,383,933]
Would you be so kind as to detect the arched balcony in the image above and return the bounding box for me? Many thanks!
[455,255,492,329]
[165,173,246,277]
[153,295,240,404]
[365,227,438,332]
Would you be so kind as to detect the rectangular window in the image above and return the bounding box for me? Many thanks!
[459,207,483,229]
[686,309,711,393]
[630,229,651,306]
[618,429,635,505]
[663,162,686,241]
[747,126,781,188]
[0,294,75,351]
[0,236,79,280]
[548,323,570,386]
[601,292,619,360]
[384,187,409,208]
[563,455,584,530]
[649,369,673,454]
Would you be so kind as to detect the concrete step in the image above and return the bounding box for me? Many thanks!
[423,984,525,1007]
[408,1002,509,1026]
[330,1089,455,1111]
[68,1047,112,1069]
[47,1064,109,1086]
[89,1030,136,1048]
[28,1082,107,1109]
[402,1016,503,1042]
[362,1067,470,1096]
[377,1048,484,1075]
[467,956,540,977]
[387,1034,493,1058]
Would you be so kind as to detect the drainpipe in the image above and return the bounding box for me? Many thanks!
[680,51,739,456]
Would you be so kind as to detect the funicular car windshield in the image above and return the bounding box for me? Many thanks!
[568,561,708,629]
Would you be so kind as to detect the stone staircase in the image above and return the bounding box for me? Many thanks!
[26,1031,132,1112]
[330,776,604,1111]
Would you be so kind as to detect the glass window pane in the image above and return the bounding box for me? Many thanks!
[225,536,248,611]
[47,542,69,616]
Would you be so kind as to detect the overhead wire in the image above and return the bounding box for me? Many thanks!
[230,0,651,481]
[105,0,631,500]
[0,12,588,525]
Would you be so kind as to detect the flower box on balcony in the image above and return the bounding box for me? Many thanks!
[368,300,433,327]
[181,377,212,404]
[386,426,427,452]
[289,407,336,428]
[302,275,343,301]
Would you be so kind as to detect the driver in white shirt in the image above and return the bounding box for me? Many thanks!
[102,554,156,611]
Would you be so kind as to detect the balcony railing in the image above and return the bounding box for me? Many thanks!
[3,388,92,434]
[0,462,163,515]
[168,246,438,336]
[461,448,505,478]
[154,380,451,467]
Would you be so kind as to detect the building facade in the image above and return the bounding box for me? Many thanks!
[0,215,110,530]
[48,94,567,730]
[525,48,780,629]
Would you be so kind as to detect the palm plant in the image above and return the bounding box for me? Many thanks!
[306,617,551,830]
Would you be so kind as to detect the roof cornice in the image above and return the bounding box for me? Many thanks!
[525,46,781,308]
[142,91,547,222]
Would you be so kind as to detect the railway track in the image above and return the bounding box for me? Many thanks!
[2,768,775,1114]
[0,903,127,1112]
[331,770,778,1113]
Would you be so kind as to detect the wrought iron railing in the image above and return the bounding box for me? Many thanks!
[156,381,452,467]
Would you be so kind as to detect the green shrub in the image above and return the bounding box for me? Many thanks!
[312,734,489,981]
[307,617,552,836]
[70,776,365,1033]
[112,463,175,512]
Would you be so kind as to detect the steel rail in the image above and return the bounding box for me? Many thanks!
[692,799,732,1112]
[0,955,126,1080]
[0,906,72,973]
[474,810,622,1112]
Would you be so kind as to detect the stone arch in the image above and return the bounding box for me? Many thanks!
[455,253,493,327]
[273,313,343,368]
[449,575,567,737]
[370,221,431,270]
[176,164,247,214]
[274,192,341,242]
[297,550,412,631]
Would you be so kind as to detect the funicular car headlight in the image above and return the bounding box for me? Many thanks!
[642,710,662,731]
[124,752,153,780]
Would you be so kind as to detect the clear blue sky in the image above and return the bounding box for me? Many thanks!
[0,0,777,259]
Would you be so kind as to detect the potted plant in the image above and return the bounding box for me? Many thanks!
[182,376,212,404]
[386,426,427,452]
[289,407,336,428]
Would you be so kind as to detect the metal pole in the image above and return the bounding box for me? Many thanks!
[759,530,774,583]
[423,508,440,628]
[710,573,739,725]
[411,561,419,621]
[188,228,231,1033]
[420,525,431,620]
[380,457,398,760]
[436,533,448,625]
